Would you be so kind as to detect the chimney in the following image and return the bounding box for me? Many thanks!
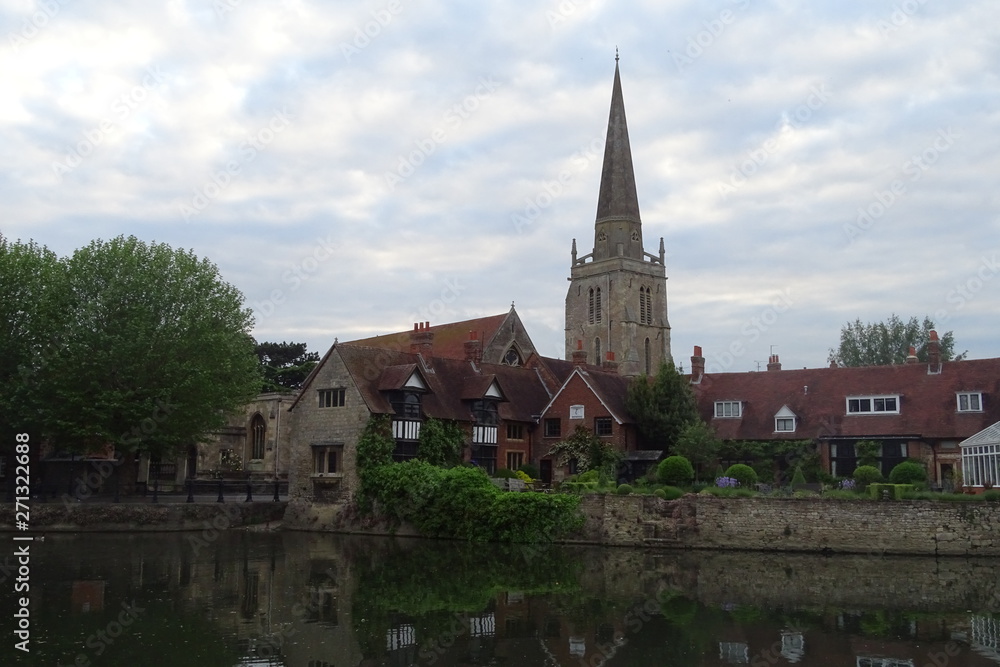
[690,345,705,383]
[409,321,434,359]
[602,351,619,374]
[767,354,781,372]
[905,346,918,364]
[571,339,588,366]
[464,330,482,364]
[927,330,941,373]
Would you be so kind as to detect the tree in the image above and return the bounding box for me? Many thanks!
[828,314,965,367]
[671,421,721,480]
[255,340,320,392]
[548,425,622,480]
[7,235,261,458]
[625,360,699,450]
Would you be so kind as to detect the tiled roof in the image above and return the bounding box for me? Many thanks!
[345,313,510,360]
[692,359,1000,442]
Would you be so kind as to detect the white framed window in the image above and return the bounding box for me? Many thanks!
[846,395,899,415]
[715,401,742,418]
[962,443,1000,487]
[775,417,795,432]
[318,388,345,408]
[957,392,982,412]
[569,404,584,420]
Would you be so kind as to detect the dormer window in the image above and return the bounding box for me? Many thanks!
[846,395,899,415]
[774,405,797,433]
[715,401,742,418]
[957,392,982,412]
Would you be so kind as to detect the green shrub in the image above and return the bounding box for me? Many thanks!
[869,483,911,500]
[577,469,600,484]
[657,455,695,486]
[852,465,884,488]
[660,485,685,500]
[702,486,756,498]
[559,481,598,494]
[518,463,540,479]
[984,490,1000,502]
[616,484,633,495]
[515,470,533,484]
[493,468,519,479]
[889,460,927,485]
[724,464,758,488]
[790,465,807,487]
[653,488,666,499]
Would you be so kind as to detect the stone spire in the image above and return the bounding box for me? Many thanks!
[595,57,641,225]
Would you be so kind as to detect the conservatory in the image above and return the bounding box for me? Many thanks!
[960,422,1000,488]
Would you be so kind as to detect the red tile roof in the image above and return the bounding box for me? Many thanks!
[345,313,510,360]
[692,359,1000,442]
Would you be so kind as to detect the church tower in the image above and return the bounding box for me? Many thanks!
[565,56,671,376]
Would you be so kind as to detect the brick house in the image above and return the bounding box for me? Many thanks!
[688,337,1000,487]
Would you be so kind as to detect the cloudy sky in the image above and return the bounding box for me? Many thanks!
[3,0,998,372]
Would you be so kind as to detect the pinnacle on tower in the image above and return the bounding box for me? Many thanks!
[595,58,641,224]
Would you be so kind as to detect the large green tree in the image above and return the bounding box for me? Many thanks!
[255,340,319,392]
[828,314,964,367]
[625,360,699,451]
[3,235,261,458]
[671,421,721,479]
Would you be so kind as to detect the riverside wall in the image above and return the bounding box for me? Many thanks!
[574,494,1000,556]
[0,501,287,532]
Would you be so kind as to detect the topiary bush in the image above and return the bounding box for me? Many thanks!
[790,465,807,487]
[616,483,633,495]
[724,464,758,488]
[852,465,884,489]
[657,455,695,486]
[889,460,927,485]
[653,488,666,499]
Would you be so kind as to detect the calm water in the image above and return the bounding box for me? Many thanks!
[4,528,1000,666]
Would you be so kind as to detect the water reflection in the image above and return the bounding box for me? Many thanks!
[7,531,1000,666]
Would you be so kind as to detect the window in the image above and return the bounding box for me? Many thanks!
[318,388,345,408]
[719,641,749,663]
[639,286,652,324]
[506,423,524,440]
[390,391,422,418]
[594,337,601,365]
[595,417,613,437]
[544,418,561,438]
[846,395,899,414]
[957,392,983,412]
[775,417,795,432]
[963,443,1000,487]
[312,444,342,475]
[472,399,499,426]
[644,337,651,375]
[506,451,524,471]
[502,346,522,366]
[569,404,584,420]
[715,401,742,418]
[249,413,266,460]
[588,287,603,324]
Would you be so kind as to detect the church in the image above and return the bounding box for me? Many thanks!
[186,59,1000,502]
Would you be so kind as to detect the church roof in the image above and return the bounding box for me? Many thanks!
[346,312,511,360]
[595,58,641,224]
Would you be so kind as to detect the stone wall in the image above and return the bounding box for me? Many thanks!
[0,501,286,532]
[577,494,1000,556]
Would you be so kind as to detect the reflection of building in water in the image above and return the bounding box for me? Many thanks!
[970,615,1000,663]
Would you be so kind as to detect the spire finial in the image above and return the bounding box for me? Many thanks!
[615,47,619,63]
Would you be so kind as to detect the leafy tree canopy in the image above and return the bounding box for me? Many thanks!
[1,235,261,457]
[671,421,721,478]
[255,340,319,392]
[625,360,699,450]
[828,314,965,367]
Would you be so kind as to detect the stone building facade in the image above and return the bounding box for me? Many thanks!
[565,58,671,377]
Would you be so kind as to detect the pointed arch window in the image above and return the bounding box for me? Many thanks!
[588,287,603,324]
[502,346,522,367]
[250,414,266,460]
[594,337,602,365]
[644,338,651,376]
[639,286,653,325]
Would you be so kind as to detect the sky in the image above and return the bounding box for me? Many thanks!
[2,0,998,373]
